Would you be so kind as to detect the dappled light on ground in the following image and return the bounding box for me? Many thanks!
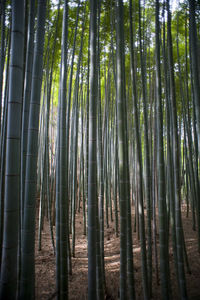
[35,206,200,299]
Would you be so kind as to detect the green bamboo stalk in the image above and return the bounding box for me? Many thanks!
[56,1,69,298]
[155,1,170,298]
[166,0,187,298]
[138,2,152,292]
[129,0,149,298]
[20,1,47,298]
[88,0,98,299]
[0,0,6,134]
[21,0,35,227]
[115,0,129,298]
[0,1,24,298]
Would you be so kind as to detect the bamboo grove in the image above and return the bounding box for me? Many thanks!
[0,0,199,299]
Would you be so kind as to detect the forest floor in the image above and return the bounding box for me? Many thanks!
[35,205,200,300]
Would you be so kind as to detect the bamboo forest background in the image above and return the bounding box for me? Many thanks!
[0,0,200,299]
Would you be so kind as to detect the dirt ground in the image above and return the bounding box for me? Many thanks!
[35,206,200,300]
